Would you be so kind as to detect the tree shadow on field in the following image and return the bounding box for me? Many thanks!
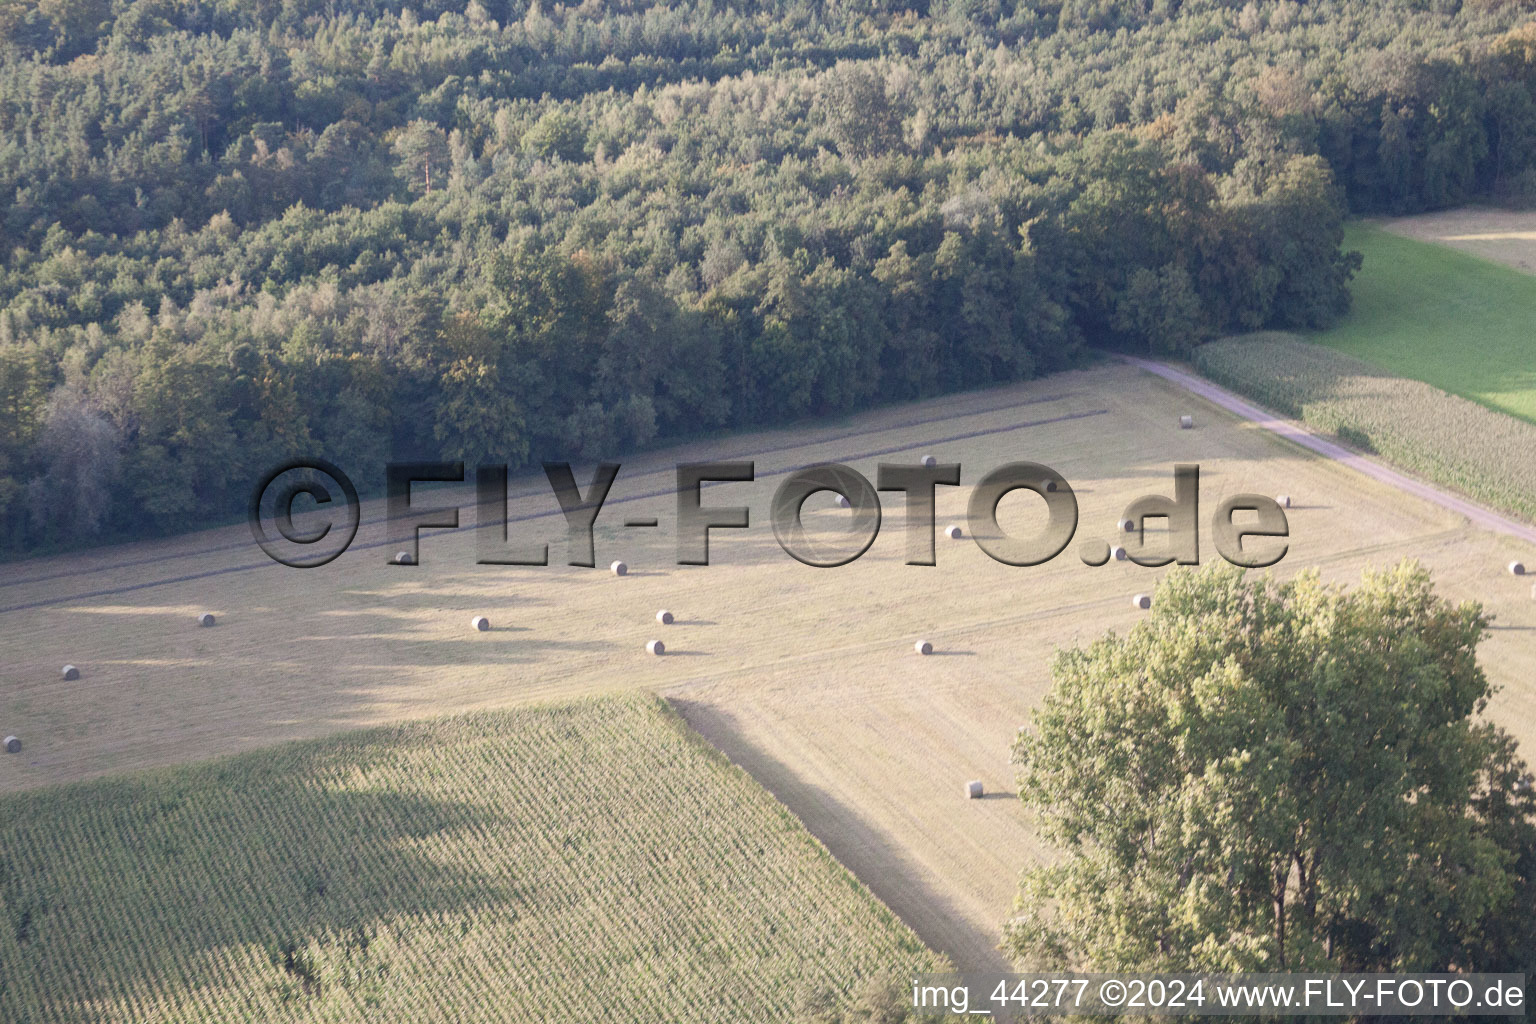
[330,584,555,612]
[0,727,524,1016]
[306,625,613,667]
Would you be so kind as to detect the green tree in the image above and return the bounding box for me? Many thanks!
[816,62,907,161]
[1243,155,1360,329]
[432,312,528,468]
[0,340,51,456]
[126,345,240,531]
[1009,562,1536,974]
[27,0,111,58]
[1111,263,1208,354]
[524,110,587,163]
[392,120,450,195]
[482,246,609,454]
[433,355,527,469]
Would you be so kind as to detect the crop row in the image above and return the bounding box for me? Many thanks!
[0,694,936,1022]
[1193,334,1536,524]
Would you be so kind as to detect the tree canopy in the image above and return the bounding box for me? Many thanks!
[3,0,1536,554]
[1009,562,1536,975]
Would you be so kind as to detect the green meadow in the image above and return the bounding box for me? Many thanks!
[1308,224,1536,425]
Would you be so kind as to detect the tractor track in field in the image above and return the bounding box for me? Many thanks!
[0,403,1109,615]
[0,390,1081,592]
[11,350,1536,615]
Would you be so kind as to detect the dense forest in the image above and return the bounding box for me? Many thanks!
[2,0,1534,552]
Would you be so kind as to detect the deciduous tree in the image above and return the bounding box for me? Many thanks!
[1009,562,1536,974]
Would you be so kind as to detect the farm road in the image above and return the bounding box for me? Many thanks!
[1123,355,1536,547]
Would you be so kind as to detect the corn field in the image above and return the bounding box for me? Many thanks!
[1194,334,1536,523]
[0,693,937,1022]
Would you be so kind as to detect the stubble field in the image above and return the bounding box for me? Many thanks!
[1376,207,1536,274]
[2,362,1534,973]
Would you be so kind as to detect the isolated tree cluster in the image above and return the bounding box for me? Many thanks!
[2,0,1535,551]
[1010,562,1536,975]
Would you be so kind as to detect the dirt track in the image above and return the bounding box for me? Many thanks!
[1123,356,1536,546]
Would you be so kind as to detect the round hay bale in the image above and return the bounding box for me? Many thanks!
[1180,414,1194,429]
[647,639,665,656]
[3,736,20,754]
[656,609,674,625]
[394,551,413,565]
[1509,560,1527,577]
[197,612,216,628]
[944,524,963,540]
[914,639,933,656]
[921,455,937,468]
[610,560,628,576]
[1131,593,1152,611]
[836,494,851,509]
[1112,545,1127,561]
[965,780,984,799]
[1042,478,1058,493]
[1276,495,1292,509]
[471,616,490,632]
[61,665,79,681]
[1119,518,1136,533]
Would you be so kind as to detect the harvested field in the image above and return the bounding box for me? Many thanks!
[3,363,1534,974]
[0,693,937,1022]
[1375,208,1536,275]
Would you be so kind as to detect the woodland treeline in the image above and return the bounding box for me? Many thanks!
[2,0,1534,551]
